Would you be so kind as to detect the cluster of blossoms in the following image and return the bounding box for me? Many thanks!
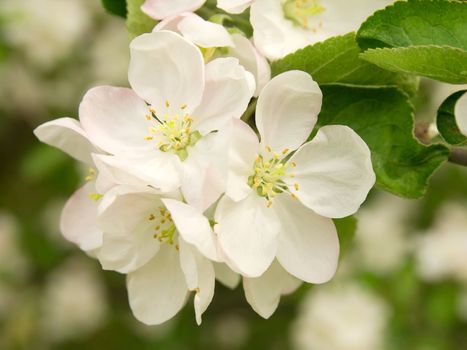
[34,0,379,324]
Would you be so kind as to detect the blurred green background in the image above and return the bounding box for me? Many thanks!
[1,1,467,349]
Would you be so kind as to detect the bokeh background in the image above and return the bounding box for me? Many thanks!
[1,1,467,349]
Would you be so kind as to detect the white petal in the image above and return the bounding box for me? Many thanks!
[142,0,206,20]
[162,198,219,262]
[179,131,229,212]
[178,240,215,325]
[243,260,301,319]
[177,13,234,48]
[193,57,255,134]
[214,193,279,277]
[213,262,241,289]
[251,0,311,60]
[217,0,253,14]
[33,117,98,164]
[288,125,375,218]
[79,86,152,155]
[227,34,271,97]
[97,190,162,273]
[60,182,102,251]
[92,153,181,193]
[224,119,259,202]
[127,245,188,325]
[274,194,339,283]
[455,92,467,137]
[129,31,204,115]
[256,71,321,153]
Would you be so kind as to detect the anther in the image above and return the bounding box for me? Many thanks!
[165,100,170,108]
[282,148,289,154]
[148,214,155,221]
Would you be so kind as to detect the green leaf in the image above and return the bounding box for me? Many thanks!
[437,90,467,145]
[318,85,450,198]
[271,33,418,96]
[357,0,467,84]
[127,0,157,38]
[101,0,127,18]
[333,216,357,258]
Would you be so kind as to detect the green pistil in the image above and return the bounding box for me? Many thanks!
[283,0,325,29]
[248,155,289,205]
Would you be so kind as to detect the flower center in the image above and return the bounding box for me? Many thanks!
[248,146,299,207]
[283,0,325,30]
[148,206,178,248]
[144,101,202,160]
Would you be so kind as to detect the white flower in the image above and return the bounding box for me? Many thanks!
[82,31,254,211]
[154,12,270,96]
[141,0,206,19]
[217,0,254,14]
[40,258,108,342]
[96,186,219,325]
[292,283,389,350]
[354,192,413,275]
[214,70,375,281]
[251,0,394,60]
[415,203,467,283]
[455,92,467,137]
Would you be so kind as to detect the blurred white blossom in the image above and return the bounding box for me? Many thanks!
[0,0,95,69]
[415,203,467,283]
[40,257,108,342]
[0,212,29,280]
[292,283,389,350]
[89,18,130,86]
[354,192,414,274]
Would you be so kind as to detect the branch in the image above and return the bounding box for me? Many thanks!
[449,147,467,167]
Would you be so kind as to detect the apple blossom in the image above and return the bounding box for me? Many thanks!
[96,186,219,325]
[214,70,375,281]
[217,0,254,14]
[250,0,395,60]
[455,92,467,137]
[154,13,270,95]
[141,0,207,20]
[83,30,254,211]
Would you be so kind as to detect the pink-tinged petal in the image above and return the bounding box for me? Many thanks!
[288,125,375,218]
[228,34,271,96]
[274,194,339,284]
[129,31,204,115]
[33,117,98,164]
[162,198,219,262]
[60,182,102,251]
[92,152,181,193]
[217,0,253,14]
[127,245,188,325]
[177,13,233,48]
[141,0,206,20]
[213,262,241,289]
[79,86,152,156]
[455,93,467,137]
[256,71,321,154]
[179,131,229,212]
[193,57,255,134]
[215,193,279,277]
[178,240,215,325]
[243,260,301,319]
[224,119,259,202]
[97,190,162,273]
[251,0,312,60]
